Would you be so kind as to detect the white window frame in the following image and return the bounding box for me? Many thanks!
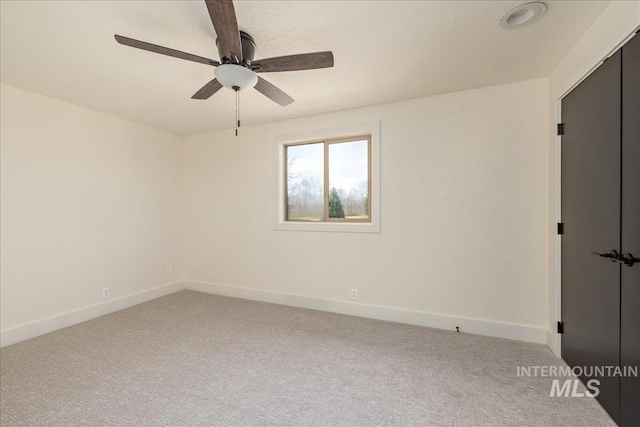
[274,122,381,233]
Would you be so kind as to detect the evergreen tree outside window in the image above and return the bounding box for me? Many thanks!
[328,187,345,218]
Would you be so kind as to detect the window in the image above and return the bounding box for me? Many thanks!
[274,122,380,233]
[285,135,371,222]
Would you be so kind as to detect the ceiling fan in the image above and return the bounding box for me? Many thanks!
[114,0,334,108]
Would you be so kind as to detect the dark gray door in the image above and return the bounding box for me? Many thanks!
[620,33,640,427]
[561,50,622,422]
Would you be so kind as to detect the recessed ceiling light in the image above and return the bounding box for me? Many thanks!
[500,2,547,29]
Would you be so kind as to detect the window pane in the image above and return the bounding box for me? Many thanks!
[328,139,369,219]
[286,143,324,221]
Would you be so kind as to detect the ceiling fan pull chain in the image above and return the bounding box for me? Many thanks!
[233,86,240,137]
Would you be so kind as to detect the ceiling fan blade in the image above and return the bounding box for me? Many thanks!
[191,78,224,100]
[254,52,334,73]
[205,0,242,62]
[254,76,294,106]
[115,35,219,66]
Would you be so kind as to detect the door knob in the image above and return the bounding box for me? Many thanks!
[620,253,639,267]
[591,250,639,267]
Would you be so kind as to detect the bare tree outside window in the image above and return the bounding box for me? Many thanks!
[286,143,324,221]
[285,136,370,222]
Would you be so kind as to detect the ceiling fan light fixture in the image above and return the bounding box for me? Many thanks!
[500,2,547,29]
[214,64,258,91]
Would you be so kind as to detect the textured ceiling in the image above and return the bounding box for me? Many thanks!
[1,1,609,135]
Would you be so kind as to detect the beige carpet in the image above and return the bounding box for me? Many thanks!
[1,291,614,426]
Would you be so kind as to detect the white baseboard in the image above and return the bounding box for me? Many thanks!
[184,280,548,344]
[0,281,185,348]
[1,280,548,348]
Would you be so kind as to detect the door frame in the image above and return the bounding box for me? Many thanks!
[556,26,640,358]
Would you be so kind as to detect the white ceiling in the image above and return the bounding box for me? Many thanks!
[1,1,609,135]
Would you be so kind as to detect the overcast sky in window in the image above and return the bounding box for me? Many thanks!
[287,139,368,192]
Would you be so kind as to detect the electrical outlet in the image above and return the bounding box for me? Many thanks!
[102,287,111,299]
[166,264,173,275]
[351,288,357,300]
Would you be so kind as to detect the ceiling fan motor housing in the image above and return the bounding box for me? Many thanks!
[216,31,256,64]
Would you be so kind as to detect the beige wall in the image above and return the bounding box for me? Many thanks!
[184,78,549,335]
[547,2,640,356]
[0,84,184,336]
